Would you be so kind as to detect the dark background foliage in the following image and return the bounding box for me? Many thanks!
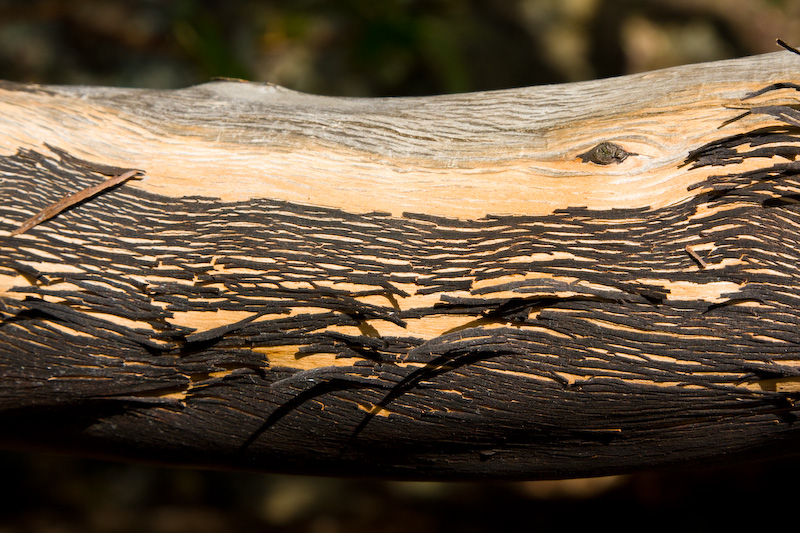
[1,0,796,94]
[1,1,799,532]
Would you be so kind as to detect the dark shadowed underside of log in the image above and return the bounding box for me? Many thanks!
[2,52,800,480]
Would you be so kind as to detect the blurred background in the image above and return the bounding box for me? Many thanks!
[1,0,798,94]
[1,0,799,532]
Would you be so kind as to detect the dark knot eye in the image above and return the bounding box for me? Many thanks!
[578,142,633,165]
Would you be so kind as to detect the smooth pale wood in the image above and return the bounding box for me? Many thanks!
[2,52,800,480]
[0,52,797,219]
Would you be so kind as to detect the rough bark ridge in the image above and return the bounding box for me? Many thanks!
[1,53,800,479]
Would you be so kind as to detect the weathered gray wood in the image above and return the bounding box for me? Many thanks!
[2,51,800,479]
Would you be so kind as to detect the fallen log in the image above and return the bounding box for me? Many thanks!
[2,49,800,480]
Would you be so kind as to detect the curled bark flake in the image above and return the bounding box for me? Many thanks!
[777,39,800,57]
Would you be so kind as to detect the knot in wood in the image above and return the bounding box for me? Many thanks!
[578,142,632,165]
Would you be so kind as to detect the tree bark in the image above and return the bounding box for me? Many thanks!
[2,51,800,480]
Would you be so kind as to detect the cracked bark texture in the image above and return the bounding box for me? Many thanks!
[2,52,800,480]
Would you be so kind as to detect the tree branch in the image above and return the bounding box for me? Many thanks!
[2,51,800,479]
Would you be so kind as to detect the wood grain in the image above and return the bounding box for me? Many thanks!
[1,51,800,479]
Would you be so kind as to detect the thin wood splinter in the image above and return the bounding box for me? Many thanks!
[685,245,708,269]
[9,169,144,236]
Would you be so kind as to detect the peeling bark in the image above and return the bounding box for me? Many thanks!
[2,52,800,479]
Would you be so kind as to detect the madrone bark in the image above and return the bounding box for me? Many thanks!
[2,51,800,480]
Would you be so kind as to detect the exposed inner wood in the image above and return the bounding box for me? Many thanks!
[0,55,798,218]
